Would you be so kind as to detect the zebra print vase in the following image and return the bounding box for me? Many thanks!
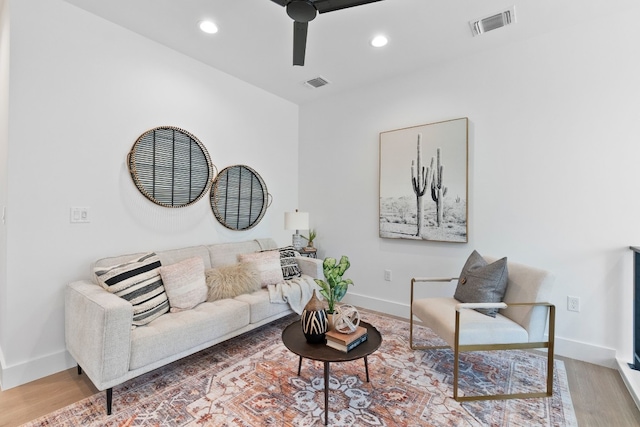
[301,290,328,343]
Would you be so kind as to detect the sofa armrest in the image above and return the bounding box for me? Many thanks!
[296,256,323,279]
[65,280,133,390]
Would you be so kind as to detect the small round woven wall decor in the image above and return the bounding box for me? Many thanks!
[210,164,271,230]
[128,126,214,208]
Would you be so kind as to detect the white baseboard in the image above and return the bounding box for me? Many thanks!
[342,292,410,319]
[0,348,76,390]
[342,292,618,369]
[617,358,640,411]
[553,336,617,369]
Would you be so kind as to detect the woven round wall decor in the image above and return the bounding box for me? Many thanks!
[128,126,214,208]
[210,165,271,230]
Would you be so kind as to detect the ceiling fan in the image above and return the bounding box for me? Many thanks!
[270,0,384,66]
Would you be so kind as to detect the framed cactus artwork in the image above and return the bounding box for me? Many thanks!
[379,117,468,243]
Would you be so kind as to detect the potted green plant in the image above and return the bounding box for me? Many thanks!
[302,229,317,249]
[314,255,354,314]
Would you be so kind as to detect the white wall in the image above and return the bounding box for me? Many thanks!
[0,0,9,383]
[0,0,298,389]
[299,5,640,368]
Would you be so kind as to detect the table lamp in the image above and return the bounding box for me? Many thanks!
[284,209,309,250]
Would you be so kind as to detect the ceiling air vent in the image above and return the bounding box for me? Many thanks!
[303,76,330,89]
[470,6,516,37]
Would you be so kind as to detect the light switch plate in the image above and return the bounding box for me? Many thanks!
[70,207,90,223]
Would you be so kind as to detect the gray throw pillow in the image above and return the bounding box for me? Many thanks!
[453,250,508,317]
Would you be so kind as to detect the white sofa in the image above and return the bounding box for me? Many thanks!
[65,238,322,414]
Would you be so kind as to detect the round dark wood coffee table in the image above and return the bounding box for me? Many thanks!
[281,320,382,425]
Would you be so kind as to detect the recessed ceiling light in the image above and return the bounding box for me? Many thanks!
[371,35,388,48]
[198,20,218,34]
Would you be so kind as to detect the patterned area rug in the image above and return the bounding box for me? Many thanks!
[23,312,576,426]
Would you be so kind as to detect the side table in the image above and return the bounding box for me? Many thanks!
[299,247,317,258]
[281,320,382,425]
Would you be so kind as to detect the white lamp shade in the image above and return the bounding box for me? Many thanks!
[284,211,309,231]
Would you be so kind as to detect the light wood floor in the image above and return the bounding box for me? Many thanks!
[1,356,639,426]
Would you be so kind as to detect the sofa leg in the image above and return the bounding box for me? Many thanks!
[106,388,112,415]
[77,365,82,375]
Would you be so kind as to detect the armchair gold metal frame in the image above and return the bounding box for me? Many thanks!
[409,277,556,402]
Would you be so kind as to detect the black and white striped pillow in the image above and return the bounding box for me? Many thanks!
[277,246,302,280]
[94,253,170,327]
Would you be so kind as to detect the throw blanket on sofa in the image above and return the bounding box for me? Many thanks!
[267,276,317,314]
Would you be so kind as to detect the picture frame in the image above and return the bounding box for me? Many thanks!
[379,117,468,243]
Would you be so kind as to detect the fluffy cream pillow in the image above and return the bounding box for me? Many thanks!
[160,257,208,313]
[237,250,284,287]
[206,263,262,301]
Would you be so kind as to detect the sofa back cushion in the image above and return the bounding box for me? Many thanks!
[207,238,277,267]
[157,246,211,269]
[92,245,212,281]
[92,240,278,278]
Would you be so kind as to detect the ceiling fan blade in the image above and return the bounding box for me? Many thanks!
[269,0,289,7]
[293,21,308,66]
[314,0,383,14]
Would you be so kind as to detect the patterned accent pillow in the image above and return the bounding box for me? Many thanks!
[159,257,208,312]
[453,250,508,317]
[94,253,169,327]
[205,263,261,301]
[275,246,302,280]
[237,250,284,287]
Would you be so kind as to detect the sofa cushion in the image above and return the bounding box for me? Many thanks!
[160,257,208,312]
[453,250,508,317]
[94,253,169,327]
[275,246,302,280]
[411,297,528,348]
[234,289,293,324]
[237,250,284,287]
[205,263,261,301]
[129,298,251,370]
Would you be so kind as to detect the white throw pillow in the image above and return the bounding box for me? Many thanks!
[160,257,208,312]
[237,250,284,287]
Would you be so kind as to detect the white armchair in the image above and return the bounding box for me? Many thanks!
[409,256,556,402]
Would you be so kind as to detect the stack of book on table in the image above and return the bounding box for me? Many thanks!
[325,326,367,352]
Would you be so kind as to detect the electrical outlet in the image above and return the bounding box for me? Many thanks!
[384,269,392,281]
[567,296,580,312]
